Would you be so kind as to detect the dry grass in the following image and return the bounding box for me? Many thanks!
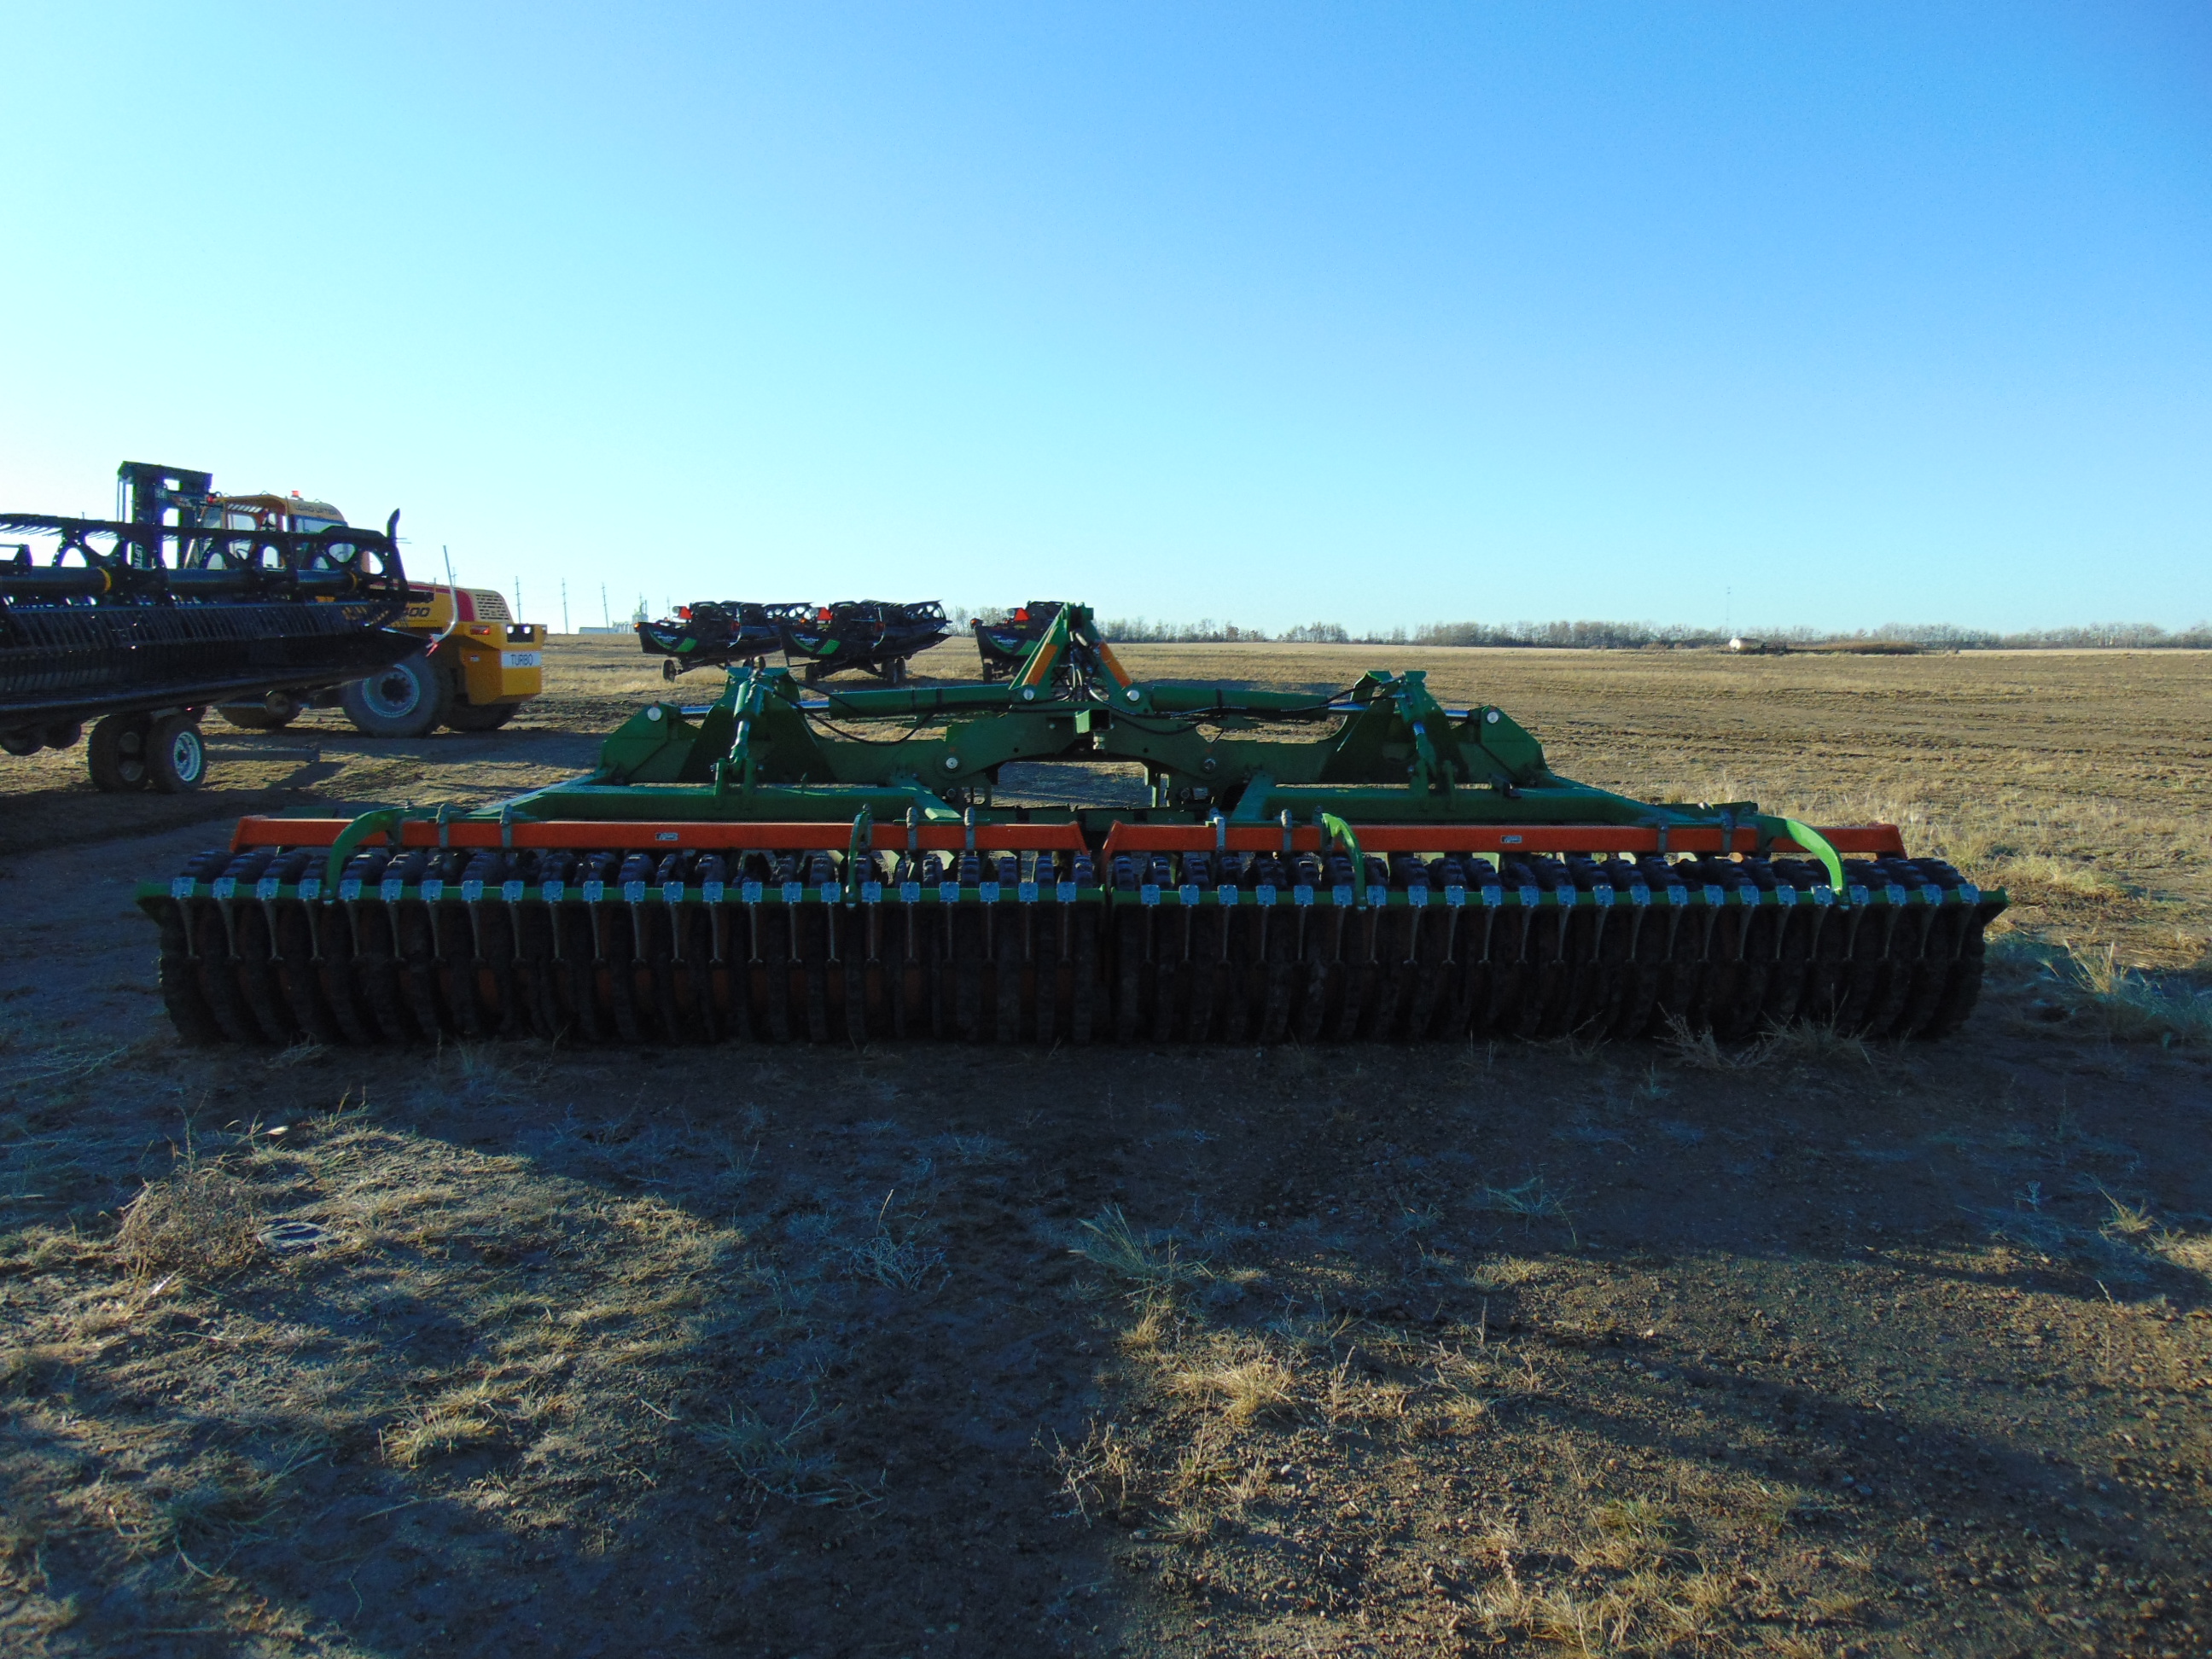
[1046,1422,1144,1523]
[94,1445,312,1568]
[2099,1190,2212,1284]
[1997,852,2128,901]
[1073,1206,1205,1293]
[1117,1298,1173,1353]
[695,1397,853,1506]
[1659,1016,1778,1072]
[1115,641,2212,970]
[2040,940,2212,1044]
[382,1379,528,1469]
[845,1231,946,1287]
[114,1160,263,1278]
[1588,1496,1684,1556]
[1475,1176,1575,1228]
[1,637,2208,1654]
[1457,1254,1549,1292]
[1466,1501,1743,1654]
[1170,1355,1294,1424]
[1761,1020,1876,1067]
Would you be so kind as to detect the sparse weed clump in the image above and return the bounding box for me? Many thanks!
[1170,1354,1294,1424]
[2044,940,2212,1044]
[1474,1177,1572,1225]
[1761,1020,1875,1067]
[2098,1190,2212,1284]
[115,1160,262,1278]
[696,1397,854,1506]
[382,1379,526,1469]
[1659,1017,1773,1072]
[1044,1422,1145,1523]
[847,1229,947,1290]
[1661,1014,1873,1072]
[1073,1207,1205,1294]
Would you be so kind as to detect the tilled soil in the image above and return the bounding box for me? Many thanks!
[0,640,2208,1658]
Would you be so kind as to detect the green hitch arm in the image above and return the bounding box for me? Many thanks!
[323,808,407,891]
[1752,814,1847,893]
[1318,812,1367,902]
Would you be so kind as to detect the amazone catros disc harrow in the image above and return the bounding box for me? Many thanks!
[140,606,2005,1048]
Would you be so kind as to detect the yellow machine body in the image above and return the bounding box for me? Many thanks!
[401,588,546,707]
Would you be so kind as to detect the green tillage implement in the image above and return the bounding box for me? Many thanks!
[139,605,2005,1047]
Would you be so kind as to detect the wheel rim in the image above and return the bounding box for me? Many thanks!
[170,731,204,783]
[361,667,423,719]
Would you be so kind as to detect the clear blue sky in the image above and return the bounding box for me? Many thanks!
[4,3,2206,635]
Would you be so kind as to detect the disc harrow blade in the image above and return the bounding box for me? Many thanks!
[140,841,2002,1048]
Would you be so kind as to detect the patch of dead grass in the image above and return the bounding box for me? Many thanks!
[1073,1206,1204,1294]
[1660,1016,1778,1072]
[1045,1422,1144,1523]
[382,1378,533,1469]
[1761,1020,1876,1066]
[2000,853,2128,901]
[695,1396,871,1509]
[1474,1177,1573,1224]
[1458,1254,1548,1291]
[114,1161,262,1278]
[2047,940,2212,1044]
[1172,1355,1294,1424]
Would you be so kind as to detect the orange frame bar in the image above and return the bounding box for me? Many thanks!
[228,815,1091,854]
[232,814,1904,859]
[1096,822,1906,860]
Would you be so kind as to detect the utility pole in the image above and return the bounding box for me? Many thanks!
[515,578,523,623]
[562,579,569,634]
[601,585,608,628]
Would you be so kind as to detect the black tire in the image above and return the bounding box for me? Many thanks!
[882,657,909,686]
[341,652,450,738]
[145,713,208,794]
[218,696,300,731]
[443,700,519,733]
[0,730,40,756]
[42,721,83,750]
[87,713,153,792]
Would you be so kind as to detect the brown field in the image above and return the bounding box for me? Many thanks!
[2,637,2209,1659]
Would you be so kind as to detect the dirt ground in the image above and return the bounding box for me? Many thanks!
[2,637,2209,1658]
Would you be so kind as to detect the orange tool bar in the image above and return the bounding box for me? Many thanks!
[875,822,1090,853]
[233,814,1904,859]
[229,816,1091,854]
[1097,822,1907,860]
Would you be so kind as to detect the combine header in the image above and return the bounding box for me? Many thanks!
[638,599,949,684]
[973,602,1075,680]
[775,600,948,684]
[3,463,416,791]
[638,602,812,681]
[140,605,2004,1047]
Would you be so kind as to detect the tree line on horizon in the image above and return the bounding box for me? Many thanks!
[1088,616,2212,650]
